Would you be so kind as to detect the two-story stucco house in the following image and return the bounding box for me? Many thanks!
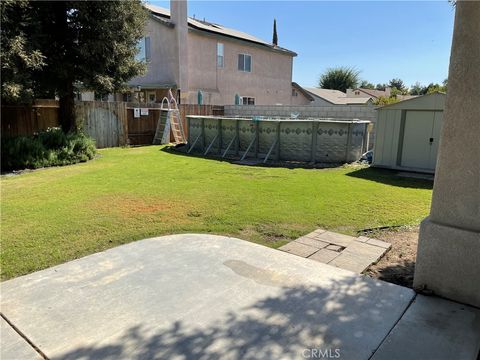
[126,1,311,106]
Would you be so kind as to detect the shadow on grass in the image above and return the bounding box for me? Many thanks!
[346,167,434,189]
[160,146,350,170]
[54,275,410,360]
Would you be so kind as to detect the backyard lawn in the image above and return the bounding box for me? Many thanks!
[1,146,433,280]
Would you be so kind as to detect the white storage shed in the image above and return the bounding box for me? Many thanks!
[373,92,446,173]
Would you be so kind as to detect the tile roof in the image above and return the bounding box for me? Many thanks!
[145,4,296,56]
[304,88,372,105]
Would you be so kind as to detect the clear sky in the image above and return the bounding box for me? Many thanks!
[151,1,455,88]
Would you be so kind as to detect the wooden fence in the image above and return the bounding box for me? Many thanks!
[126,103,223,145]
[1,100,59,137]
[1,100,223,148]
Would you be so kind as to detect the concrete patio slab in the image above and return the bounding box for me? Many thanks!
[315,231,357,247]
[371,295,480,360]
[1,317,42,360]
[280,229,391,273]
[308,248,340,263]
[329,242,387,273]
[365,238,391,249]
[278,240,318,257]
[1,234,415,360]
[295,236,329,249]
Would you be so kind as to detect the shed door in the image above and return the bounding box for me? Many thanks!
[401,111,435,169]
[428,111,443,170]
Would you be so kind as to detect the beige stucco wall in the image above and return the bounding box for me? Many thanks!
[186,31,295,105]
[128,16,300,106]
[290,88,312,105]
[128,18,178,87]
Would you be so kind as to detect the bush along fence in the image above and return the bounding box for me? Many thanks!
[1,128,96,171]
[1,100,224,148]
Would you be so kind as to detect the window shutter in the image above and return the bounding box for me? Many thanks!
[145,37,151,62]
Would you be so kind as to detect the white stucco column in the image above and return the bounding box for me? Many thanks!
[171,0,189,102]
[413,1,480,307]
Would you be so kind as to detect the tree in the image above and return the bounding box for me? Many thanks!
[375,83,387,91]
[272,18,278,46]
[424,83,447,94]
[374,96,400,106]
[318,67,360,93]
[410,81,423,95]
[388,78,406,92]
[1,1,148,132]
[359,80,375,89]
[0,0,45,103]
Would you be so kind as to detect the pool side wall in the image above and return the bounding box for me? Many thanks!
[186,116,369,163]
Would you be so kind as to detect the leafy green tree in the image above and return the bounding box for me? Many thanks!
[375,83,387,91]
[0,0,45,102]
[318,67,360,93]
[409,82,423,95]
[424,83,446,94]
[1,1,148,132]
[374,96,400,106]
[359,80,375,89]
[388,78,406,92]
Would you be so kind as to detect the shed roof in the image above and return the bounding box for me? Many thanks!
[145,4,296,56]
[377,92,446,111]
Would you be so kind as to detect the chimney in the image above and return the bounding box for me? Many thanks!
[171,0,189,102]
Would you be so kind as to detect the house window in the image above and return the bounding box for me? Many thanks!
[147,91,156,103]
[94,93,109,102]
[135,36,151,62]
[238,54,252,72]
[241,96,255,105]
[355,91,360,95]
[123,93,133,102]
[292,89,298,97]
[217,43,224,68]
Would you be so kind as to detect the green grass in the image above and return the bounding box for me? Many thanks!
[1,146,433,280]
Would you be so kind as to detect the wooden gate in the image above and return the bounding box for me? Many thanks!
[76,101,128,148]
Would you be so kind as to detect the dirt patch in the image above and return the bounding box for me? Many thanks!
[90,194,196,223]
[239,223,308,246]
[363,225,419,288]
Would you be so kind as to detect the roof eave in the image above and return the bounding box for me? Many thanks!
[188,27,296,56]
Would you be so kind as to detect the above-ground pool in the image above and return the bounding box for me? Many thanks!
[184,116,370,164]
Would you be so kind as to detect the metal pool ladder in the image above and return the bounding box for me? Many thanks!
[153,91,187,145]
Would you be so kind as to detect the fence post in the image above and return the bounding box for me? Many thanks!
[187,116,191,151]
[235,119,240,156]
[345,123,353,162]
[201,117,205,151]
[255,121,260,158]
[218,118,223,154]
[275,121,281,161]
[311,121,318,163]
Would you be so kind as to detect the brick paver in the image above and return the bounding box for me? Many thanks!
[278,228,391,273]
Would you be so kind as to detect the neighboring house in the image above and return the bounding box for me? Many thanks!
[373,92,446,173]
[346,87,417,102]
[123,1,311,106]
[291,83,314,105]
[304,87,374,105]
[346,88,392,99]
